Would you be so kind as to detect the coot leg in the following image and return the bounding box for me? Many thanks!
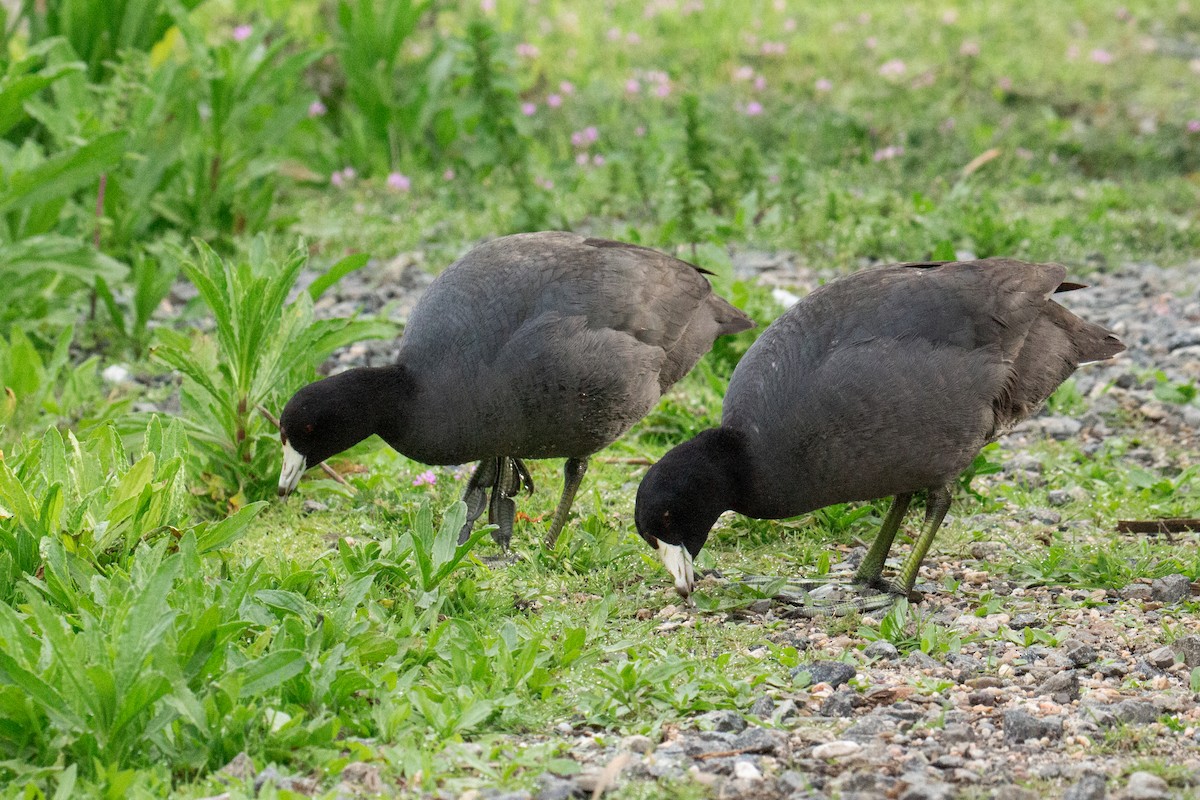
[853,493,914,588]
[544,457,589,548]
[458,458,499,544]
[893,484,952,595]
[512,457,535,496]
[487,457,525,549]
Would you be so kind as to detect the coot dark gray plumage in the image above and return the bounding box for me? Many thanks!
[278,231,755,549]
[635,258,1124,605]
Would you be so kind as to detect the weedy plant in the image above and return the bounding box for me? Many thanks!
[151,238,392,508]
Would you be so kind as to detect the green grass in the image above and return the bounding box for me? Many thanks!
[1,0,1199,796]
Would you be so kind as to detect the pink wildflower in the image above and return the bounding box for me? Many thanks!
[443,168,456,181]
[386,172,411,192]
[879,59,906,78]
[625,78,641,94]
[634,125,646,137]
[873,145,904,162]
[412,470,437,487]
[1090,48,1114,64]
[547,93,563,108]
[559,81,575,94]
[480,0,495,12]
[308,100,327,117]
[1187,120,1200,133]
[744,101,764,116]
[232,24,252,42]
[592,154,606,166]
[960,40,979,57]
[516,43,540,58]
[815,77,833,92]
[521,102,537,116]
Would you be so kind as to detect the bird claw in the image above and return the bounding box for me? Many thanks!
[729,573,908,617]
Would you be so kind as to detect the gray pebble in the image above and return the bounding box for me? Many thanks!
[1174,634,1200,668]
[1003,709,1063,743]
[995,786,1039,800]
[733,726,788,756]
[905,651,941,669]
[534,774,575,800]
[1062,639,1098,667]
[1150,573,1192,603]
[1123,583,1154,601]
[1036,670,1080,703]
[1036,416,1083,439]
[794,660,856,688]
[1145,645,1176,669]
[749,695,774,719]
[1111,699,1159,725]
[681,730,738,756]
[698,710,746,733]
[1063,771,1107,800]
[863,640,900,661]
[1125,771,1170,800]
[821,688,859,717]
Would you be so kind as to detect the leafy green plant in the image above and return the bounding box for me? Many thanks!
[20,0,208,82]
[329,0,447,174]
[339,500,488,603]
[151,238,391,507]
[0,41,128,330]
[859,598,965,656]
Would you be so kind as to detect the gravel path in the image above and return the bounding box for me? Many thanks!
[313,249,1200,800]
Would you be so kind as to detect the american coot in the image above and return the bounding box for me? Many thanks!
[635,259,1124,607]
[278,231,755,549]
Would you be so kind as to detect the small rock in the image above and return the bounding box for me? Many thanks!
[1062,639,1098,667]
[1125,771,1169,800]
[1011,613,1042,629]
[301,499,329,514]
[1030,508,1062,525]
[812,740,861,760]
[905,651,941,669]
[1112,699,1158,725]
[747,599,773,615]
[1036,670,1080,703]
[749,695,774,719]
[1145,646,1177,669]
[776,770,810,794]
[732,760,762,782]
[1150,574,1192,603]
[101,364,132,384]
[1039,416,1083,439]
[534,775,575,800]
[681,731,738,756]
[621,735,653,754]
[898,772,955,800]
[698,710,746,733]
[1047,489,1073,506]
[995,786,1038,800]
[1063,771,1107,800]
[1174,634,1200,668]
[733,726,787,756]
[863,640,900,661]
[795,660,856,688]
[821,688,859,717]
[941,723,975,743]
[1123,583,1154,601]
[1004,710,1063,743]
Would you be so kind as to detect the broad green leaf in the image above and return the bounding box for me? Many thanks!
[0,130,128,213]
[234,649,307,697]
[194,501,265,554]
[308,252,370,300]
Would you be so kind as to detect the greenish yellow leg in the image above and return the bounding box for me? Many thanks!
[544,457,588,548]
[853,493,914,587]
[893,484,952,594]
